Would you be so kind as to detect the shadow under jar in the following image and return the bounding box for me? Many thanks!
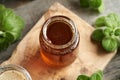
[39,15,80,68]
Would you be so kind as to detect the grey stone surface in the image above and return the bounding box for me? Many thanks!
[0,0,120,80]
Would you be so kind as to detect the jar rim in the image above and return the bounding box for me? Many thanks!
[42,15,77,49]
[0,64,32,80]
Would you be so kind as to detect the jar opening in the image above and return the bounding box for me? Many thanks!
[47,20,73,45]
[42,16,76,49]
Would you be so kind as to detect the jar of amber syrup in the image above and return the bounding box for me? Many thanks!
[39,16,80,68]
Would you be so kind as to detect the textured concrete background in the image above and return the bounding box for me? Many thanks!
[0,0,120,80]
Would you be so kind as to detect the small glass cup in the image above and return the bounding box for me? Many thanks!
[0,64,32,80]
[39,15,80,68]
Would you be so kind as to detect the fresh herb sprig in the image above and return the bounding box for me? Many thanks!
[92,13,120,52]
[79,0,104,13]
[0,4,25,52]
[77,70,103,80]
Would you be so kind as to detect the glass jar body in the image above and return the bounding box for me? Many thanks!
[0,64,32,80]
[40,16,80,68]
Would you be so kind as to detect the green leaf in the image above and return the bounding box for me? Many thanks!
[0,31,14,51]
[0,37,5,43]
[103,27,113,37]
[76,70,104,80]
[102,37,118,52]
[90,70,103,80]
[0,39,10,51]
[105,13,120,27]
[93,13,120,52]
[95,70,103,78]
[1,9,24,31]
[0,4,5,11]
[114,36,120,47]
[0,8,14,26]
[0,6,25,41]
[0,31,6,44]
[0,4,25,52]
[95,16,105,27]
[115,28,120,36]
[77,75,90,80]
[89,0,102,8]
[95,13,120,28]
[79,0,104,13]
[1,13,24,40]
[91,28,105,41]
[8,31,21,41]
[5,31,15,43]
[80,0,89,8]
[0,31,5,37]
[97,0,104,13]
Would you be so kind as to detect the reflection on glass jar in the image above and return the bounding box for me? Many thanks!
[39,16,80,68]
[0,64,32,80]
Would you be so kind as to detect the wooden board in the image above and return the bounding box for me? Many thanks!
[1,2,117,80]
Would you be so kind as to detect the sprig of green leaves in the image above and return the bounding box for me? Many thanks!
[92,13,120,52]
[79,0,104,13]
[77,70,103,80]
[0,4,25,52]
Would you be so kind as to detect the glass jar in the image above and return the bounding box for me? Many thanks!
[39,15,80,68]
[0,64,32,80]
